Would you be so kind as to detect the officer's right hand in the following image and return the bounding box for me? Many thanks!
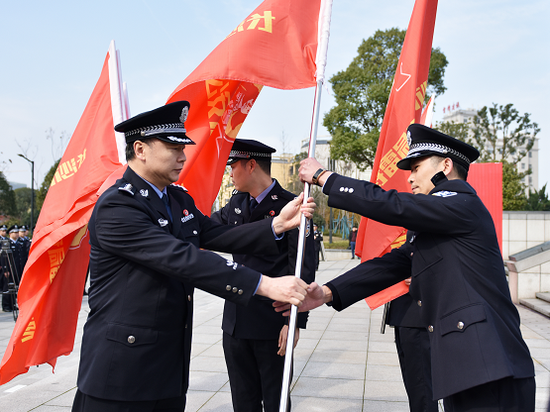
[256,275,307,307]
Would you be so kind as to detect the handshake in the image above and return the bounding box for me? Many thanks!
[256,276,332,314]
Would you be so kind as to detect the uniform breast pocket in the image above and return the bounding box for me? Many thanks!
[106,323,158,347]
[439,303,487,336]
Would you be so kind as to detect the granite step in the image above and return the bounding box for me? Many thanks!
[520,297,550,318]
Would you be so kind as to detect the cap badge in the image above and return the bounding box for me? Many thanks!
[406,130,412,148]
[235,208,242,215]
[180,106,189,123]
[158,218,169,227]
[140,189,149,197]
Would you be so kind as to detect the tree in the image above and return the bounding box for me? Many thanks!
[324,28,448,171]
[36,159,60,214]
[435,103,540,211]
[14,187,39,226]
[0,171,17,217]
[469,103,539,164]
[525,184,550,211]
[502,161,528,211]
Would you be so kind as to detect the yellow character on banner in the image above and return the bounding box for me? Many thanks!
[206,80,230,120]
[393,132,409,159]
[415,81,427,111]
[21,318,36,343]
[247,11,275,33]
[48,241,65,283]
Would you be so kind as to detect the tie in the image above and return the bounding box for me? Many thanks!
[249,198,258,212]
[162,194,173,221]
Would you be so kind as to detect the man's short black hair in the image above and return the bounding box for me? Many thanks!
[125,139,153,162]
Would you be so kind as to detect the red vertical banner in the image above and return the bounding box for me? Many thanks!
[468,163,503,251]
[353,0,439,309]
[0,45,124,384]
[167,0,322,214]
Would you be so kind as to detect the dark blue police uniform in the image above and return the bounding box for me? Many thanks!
[323,173,535,407]
[211,180,316,412]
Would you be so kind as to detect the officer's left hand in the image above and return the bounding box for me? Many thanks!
[277,325,299,356]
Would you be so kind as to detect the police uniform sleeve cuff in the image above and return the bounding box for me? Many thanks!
[324,282,342,310]
[322,173,339,195]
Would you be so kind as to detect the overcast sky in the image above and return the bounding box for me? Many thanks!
[1,0,548,190]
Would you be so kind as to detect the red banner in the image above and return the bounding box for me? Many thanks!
[0,50,123,384]
[353,0,439,309]
[167,0,321,214]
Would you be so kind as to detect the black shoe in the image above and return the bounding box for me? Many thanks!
[3,309,13,312]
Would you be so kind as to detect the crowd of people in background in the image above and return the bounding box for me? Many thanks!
[0,224,31,312]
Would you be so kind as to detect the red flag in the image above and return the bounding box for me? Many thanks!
[353,0,439,309]
[0,42,126,384]
[167,0,322,214]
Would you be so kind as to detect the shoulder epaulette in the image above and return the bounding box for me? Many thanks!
[170,183,188,192]
[118,183,135,196]
[232,189,239,196]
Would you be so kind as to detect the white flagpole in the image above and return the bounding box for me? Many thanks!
[279,1,333,410]
[107,40,129,165]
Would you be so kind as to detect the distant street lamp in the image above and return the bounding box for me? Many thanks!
[17,154,34,233]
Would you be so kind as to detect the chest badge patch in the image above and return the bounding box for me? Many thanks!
[269,210,275,216]
[432,190,457,197]
[181,209,195,223]
[158,218,169,227]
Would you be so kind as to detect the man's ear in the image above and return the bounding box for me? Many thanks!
[134,140,147,160]
[248,159,257,174]
[442,157,454,176]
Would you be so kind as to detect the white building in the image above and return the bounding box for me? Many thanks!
[441,107,539,192]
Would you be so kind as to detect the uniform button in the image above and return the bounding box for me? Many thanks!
[238,289,243,295]
[226,285,231,291]
[193,230,198,235]
[417,300,422,307]
[127,335,136,344]
[187,295,191,301]
[185,324,188,329]
[410,252,414,257]
[344,187,349,192]
[457,321,465,330]
[340,187,344,191]
[232,287,238,293]
[428,325,434,333]
[349,188,354,193]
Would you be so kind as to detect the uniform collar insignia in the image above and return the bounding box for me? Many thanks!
[235,208,242,214]
[158,218,169,227]
[140,189,149,197]
[271,195,278,200]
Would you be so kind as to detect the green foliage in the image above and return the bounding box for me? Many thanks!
[36,159,60,212]
[0,171,17,217]
[324,28,448,170]
[502,161,528,211]
[434,121,471,142]
[525,184,550,211]
[14,187,38,226]
[470,103,539,164]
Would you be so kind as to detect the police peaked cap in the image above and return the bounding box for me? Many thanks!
[227,139,276,165]
[19,225,28,231]
[8,225,19,234]
[115,101,195,145]
[396,124,480,171]
[0,225,7,231]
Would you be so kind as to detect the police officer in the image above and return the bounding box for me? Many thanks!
[71,101,315,412]
[2,225,21,312]
[292,124,535,411]
[18,225,30,273]
[211,139,316,412]
[0,225,8,311]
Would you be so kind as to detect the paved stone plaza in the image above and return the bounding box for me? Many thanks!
[1,259,550,411]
